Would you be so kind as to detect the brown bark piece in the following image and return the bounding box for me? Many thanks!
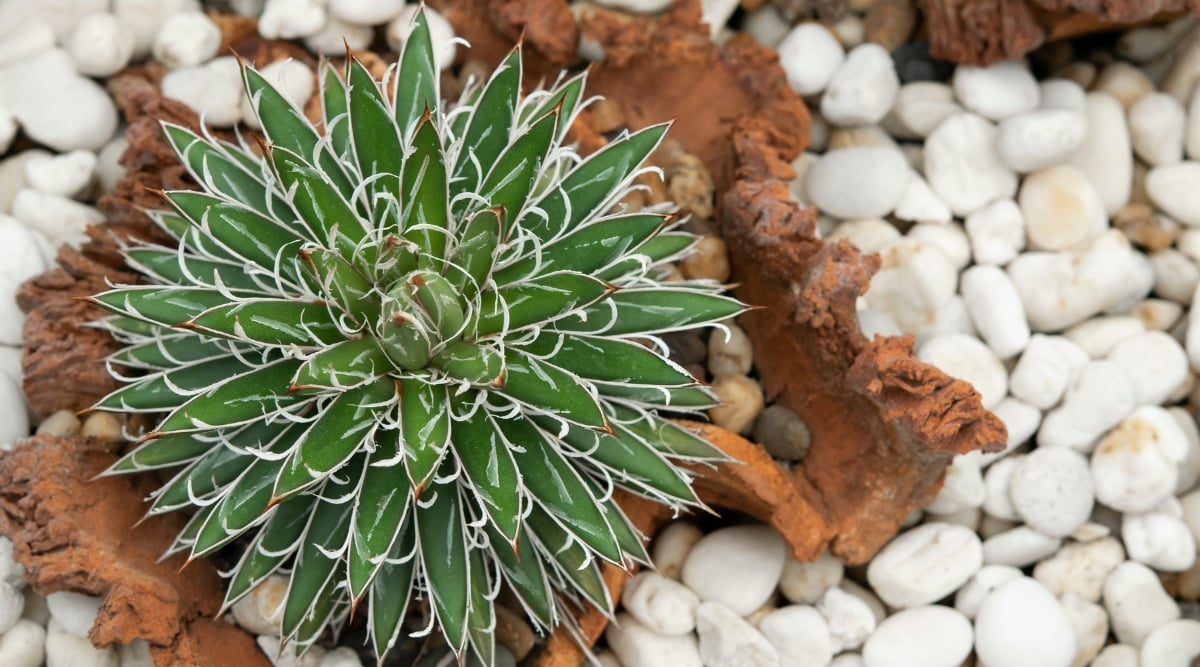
[0,434,268,667]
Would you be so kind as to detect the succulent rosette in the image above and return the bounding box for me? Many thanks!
[89,8,745,665]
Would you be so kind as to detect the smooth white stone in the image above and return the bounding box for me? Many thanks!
[866,522,982,608]
[1129,92,1186,166]
[1009,447,1093,537]
[0,49,118,151]
[0,583,22,635]
[1169,408,1200,494]
[1184,488,1200,544]
[890,82,962,139]
[1033,537,1125,602]
[387,6,457,71]
[906,222,969,270]
[820,43,898,127]
[982,526,1061,567]
[982,455,1022,520]
[806,147,909,219]
[328,0,404,26]
[953,564,1023,619]
[742,5,788,47]
[0,150,48,215]
[0,8,55,68]
[1009,231,1151,332]
[960,265,1030,359]
[11,189,103,248]
[241,60,314,131]
[111,0,200,58]
[1148,161,1200,226]
[1067,93,1134,215]
[1094,61,1154,109]
[255,635,325,667]
[681,525,787,616]
[161,56,244,128]
[1008,334,1086,409]
[1150,248,1200,304]
[0,104,13,155]
[46,591,102,638]
[916,333,1007,409]
[829,218,901,255]
[606,612,702,667]
[863,239,957,334]
[953,60,1039,121]
[1118,20,1194,62]
[776,22,843,95]
[816,587,874,653]
[893,171,951,224]
[982,397,1041,465]
[779,552,843,605]
[695,602,778,667]
[651,521,703,580]
[925,112,1017,216]
[1104,560,1181,646]
[1188,83,1200,160]
[861,606,972,667]
[66,12,134,78]
[230,574,286,636]
[758,605,833,667]
[19,589,47,626]
[830,13,862,47]
[1093,645,1140,667]
[965,198,1025,265]
[1060,593,1107,667]
[995,109,1087,173]
[975,578,1075,667]
[1064,316,1146,358]
[1141,619,1200,667]
[914,295,978,346]
[316,648,361,667]
[24,150,95,200]
[1122,500,1197,572]
[117,640,154,667]
[857,306,902,339]
[839,580,885,626]
[1020,164,1107,251]
[22,0,107,42]
[95,136,127,196]
[0,358,24,422]
[0,213,51,290]
[152,12,220,69]
[1039,78,1087,113]
[925,506,981,532]
[258,0,327,39]
[0,538,23,590]
[1107,331,1188,406]
[621,572,699,636]
[926,452,985,514]
[0,619,45,667]
[1092,406,1187,513]
[303,17,373,54]
[47,619,118,667]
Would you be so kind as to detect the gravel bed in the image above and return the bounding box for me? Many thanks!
[1,1,1199,666]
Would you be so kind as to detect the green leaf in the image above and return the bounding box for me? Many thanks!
[291,337,392,392]
[91,286,243,327]
[105,431,214,474]
[525,505,611,612]
[519,332,695,386]
[528,71,586,142]
[223,495,316,612]
[431,341,503,385]
[125,247,263,292]
[558,288,745,336]
[320,61,351,159]
[598,382,717,409]
[493,214,666,284]
[188,299,342,347]
[392,7,438,142]
[149,446,247,514]
[108,334,236,370]
[300,246,378,323]
[477,108,558,221]
[596,493,651,565]
[282,454,364,638]
[272,377,394,500]
[268,146,371,266]
[192,451,290,558]
[399,116,448,265]
[485,523,553,627]
[550,418,699,505]
[596,231,696,282]
[368,521,417,658]
[452,48,520,197]
[94,354,248,412]
[165,503,215,557]
[612,406,727,460]
[446,207,502,299]
[415,475,469,651]
[155,357,306,434]
[348,431,412,601]
[498,417,622,564]
[465,546,495,666]
[474,272,612,336]
[522,123,668,241]
[450,405,521,543]
[164,191,308,278]
[499,349,608,430]
[348,57,402,231]
[398,377,450,493]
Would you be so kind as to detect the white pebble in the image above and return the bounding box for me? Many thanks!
[303,17,373,55]
[230,574,286,636]
[1147,161,1200,227]
[861,606,972,667]
[1103,560,1180,647]
[1141,619,1200,667]
[111,0,198,58]
[1122,499,1197,572]
[916,333,1007,409]
[982,525,1061,567]
[953,60,1039,121]
[1094,645,1140,667]
[816,587,875,652]
[258,0,327,39]
[327,0,404,26]
[66,12,134,78]
[651,521,703,580]
[161,56,244,128]
[742,5,788,48]
[1188,83,1200,160]
[806,147,909,219]
[924,112,1017,216]
[889,82,962,139]
[982,456,1021,521]
[975,577,1075,667]
[1094,62,1154,109]
[1039,78,1087,113]
[681,525,787,616]
[1008,334,1087,409]
[758,605,833,667]
[820,43,898,127]
[24,150,96,200]
[45,618,117,667]
[1033,537,1125,602]
[1019,164,1107,251]
[621,572,699,636]
[863,240,958,334]
[965,198,1025,265]
[893,171,951,224]
[1067,93,1134,215]
[779,552,843,605]
[152,12,221,68]
[45,591,102,638]
[0,9,55,68]
[866,522,982,608]
[695,602,778,667]
[0,49,117,151]
[960,265,1030,359]
[1009,447,1093,537]
[606,612,702,667]
[925,452,985,514]
[995,109,1087,173]
[241,60,314,131]
[905,222,970,270]
[1106,330,1188,406]
[1092,405,1187,513]
[95,135,127,196]
[0,619,45,667]
[11,189,103,249]
[1150,248,1200,304]
[953,564,1023,619]
[1059,593,1108,667]
[317,648,362,667]
[387,6,457,71]
[982,397,1041,465]
[775,23,844,96]
[0,584,22,635]
[1130,92,1186,166]
[1064,315,1146,358]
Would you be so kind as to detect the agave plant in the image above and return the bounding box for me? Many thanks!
[89,7,744,665]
